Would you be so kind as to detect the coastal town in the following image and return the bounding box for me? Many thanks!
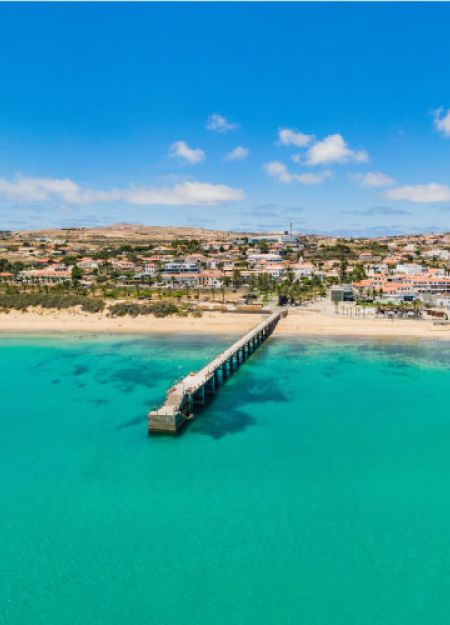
[0,223,450,321]
[4,4,450,625]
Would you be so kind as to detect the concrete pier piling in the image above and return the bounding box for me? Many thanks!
[148,310,285,434]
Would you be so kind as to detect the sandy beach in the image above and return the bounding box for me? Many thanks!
[0,309,266,335]
[277,308,450,340]
[0,307,449,340]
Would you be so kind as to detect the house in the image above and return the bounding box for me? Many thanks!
[425,249,450,261]
[163,261,199,274]
[354,272,450,296]
[111,259,136,272]
[395,263,423,275]
[77,258,99,271]
[291,262,316,278]
[142,263,158,277]
[255,263,285,279]
[19,265,72,282]
[198,270,223,287]
[247,253,283,266]
[160,273,199,286]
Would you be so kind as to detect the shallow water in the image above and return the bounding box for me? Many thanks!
[1,334,450,625]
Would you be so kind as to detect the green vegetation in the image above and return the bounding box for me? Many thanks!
[349,263,367,281]
[0,258,25,274]
[108,301,180,317]
[277,277,326,305]
[71,266,83,283]
[315,243,357,261]
[170,239,201,254]
[0,293,104,312]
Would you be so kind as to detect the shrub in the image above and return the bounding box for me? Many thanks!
[108,303,148,317]
[108,301,179,318]
[150,302,178,317]
[79,298,104,313]
[0,293,105,312]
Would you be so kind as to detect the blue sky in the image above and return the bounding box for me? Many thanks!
[1,2,450,235]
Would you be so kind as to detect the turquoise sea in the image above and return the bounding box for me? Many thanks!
[1,333,450,625]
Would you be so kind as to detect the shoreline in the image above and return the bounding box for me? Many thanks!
[0,308,450,341]
[0,310,267,336]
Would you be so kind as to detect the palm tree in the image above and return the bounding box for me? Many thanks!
[285,267,295,286]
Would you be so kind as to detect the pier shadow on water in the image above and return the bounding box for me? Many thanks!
[188,372,289,440]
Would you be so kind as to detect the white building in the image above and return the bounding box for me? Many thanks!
[280,233,299,244]
[425,249,450,261]
[142,263,158,277]
[163,261,199,274]
[291,262,316,278]
[395,263,424,275]
[247,253,283,266]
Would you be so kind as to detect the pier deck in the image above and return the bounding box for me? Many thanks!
[148,310,285,433]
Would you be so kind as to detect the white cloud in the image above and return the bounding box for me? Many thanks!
[206,113,239,133]
[0,176,81,203]
[306,134,368,165]
[353,171,395,188]
[225,146,249,161]
[278,128,314,147]
[124,181,243,205]
[264,161,292,183]
[296,171,331,185]
[264,161,330,185]
[0,175,243,206]
[433,108,450,137]
[169,141,205,164]
[386,183,450,203]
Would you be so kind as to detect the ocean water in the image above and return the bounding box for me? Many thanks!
[1,333,450,625]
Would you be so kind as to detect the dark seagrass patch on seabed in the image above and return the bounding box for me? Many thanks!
[189,405,256,440]
[116,414,147,430]
[73,364,90,376]
[97,364,166,393]
[89,398,109,407]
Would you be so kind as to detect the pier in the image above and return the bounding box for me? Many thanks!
[148,310,285,433]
